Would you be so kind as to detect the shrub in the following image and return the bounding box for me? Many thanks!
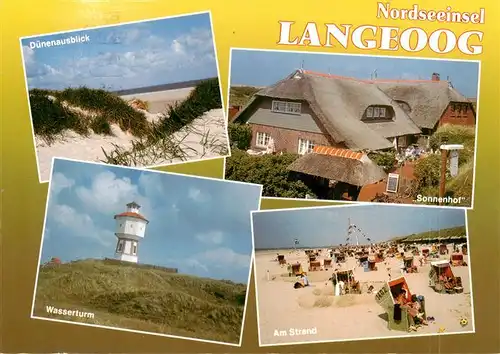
[414,154,442,189]
[225,149,316,198]
[368,150,397,172]
[429,124,475,164]
[227,123,252,150]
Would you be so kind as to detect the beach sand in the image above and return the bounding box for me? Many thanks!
[255,245,472,345]
[35,88,228,181]
[120,87,195,114]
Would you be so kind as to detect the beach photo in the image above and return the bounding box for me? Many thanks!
[31,158,262,345]
[251,204,473,346]
[225,49,479,208]
[20,11,229,183]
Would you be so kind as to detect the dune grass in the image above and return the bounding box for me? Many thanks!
[391,225,467,243]
[30,79,227,164]
[34,259,246,344]
[56,87,150,136]
[101,78,226,165]
[29,87,148,143]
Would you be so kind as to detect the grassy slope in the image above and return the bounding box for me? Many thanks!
[391,225,467,242]
[229,86,260,107]
[34,259,246,343]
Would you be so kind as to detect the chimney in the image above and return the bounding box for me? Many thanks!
[431,73,440,81]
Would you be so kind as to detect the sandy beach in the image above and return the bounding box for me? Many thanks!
[120,87,195,114]
[35,88,228,181]
[255,244,472,345]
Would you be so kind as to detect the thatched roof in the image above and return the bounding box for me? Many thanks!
[376,81,470,129]
[233,70,422,151]
[287,146,387,186]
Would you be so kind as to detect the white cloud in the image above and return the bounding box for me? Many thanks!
[25,27,216,89]
[188,187,209,202]
[50,172,75,196]
[23,46,60,78]
[49,204,113,246]
[138,172,164,198]
[75,171,150,216]
[196,247,251,269]
[195,230,224,244]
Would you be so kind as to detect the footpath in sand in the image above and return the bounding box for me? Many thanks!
[35,88,228,181]
[255,245,473,345]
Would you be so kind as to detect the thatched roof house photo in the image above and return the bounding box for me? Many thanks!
[232,69,476,155]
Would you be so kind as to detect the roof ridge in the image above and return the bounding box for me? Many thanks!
[313,145,365,160]
[302,70,447,85]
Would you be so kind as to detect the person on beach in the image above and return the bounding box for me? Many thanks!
[293,273,310,289]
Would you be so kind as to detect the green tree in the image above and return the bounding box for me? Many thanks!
[227,123,252,150]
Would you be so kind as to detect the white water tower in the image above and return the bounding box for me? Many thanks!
[113,201,149,263]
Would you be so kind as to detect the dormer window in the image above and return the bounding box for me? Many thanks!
[271,100,301,115]
[363,105,393,121]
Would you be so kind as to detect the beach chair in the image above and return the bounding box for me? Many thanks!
[450,253,465,266]
[309,260,321,271]
[277,255,286,265]
[403,256,417,273]
[323,259,332,269]
[439,244,449,255]
[429,260,458,293]
[291,263,303,276]
[375,277,426,332]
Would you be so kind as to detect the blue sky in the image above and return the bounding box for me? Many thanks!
[40,159,262,284]
[230,50,480,98]
[252,205,466,249]
[21,13,218,91]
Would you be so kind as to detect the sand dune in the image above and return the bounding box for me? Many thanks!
[35,87,228,181]
[36,108,227,181]
[255,245,473,345]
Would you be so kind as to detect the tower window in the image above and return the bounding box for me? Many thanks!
[132,243,138,256]
[116,240,124,252]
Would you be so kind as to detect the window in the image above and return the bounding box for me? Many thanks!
[116,240,124,253]
[451,103,469,117]
[132,242,138,256]
[298,139,315,155]
[256,132,271,147]
[271,100,302,114]
[364,105,391,120]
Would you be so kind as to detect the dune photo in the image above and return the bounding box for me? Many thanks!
[31,158,262,345]
[251,204,474,346]
[20,12,229,183]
